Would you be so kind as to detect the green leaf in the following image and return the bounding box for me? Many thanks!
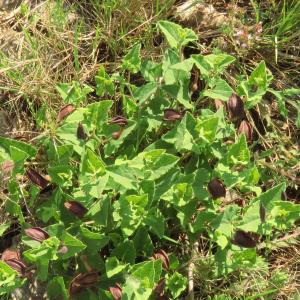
[225,134,250,165]
[192,53,235,77]
[163,81,193,109]
[191,54,213,78]
[47,165,73,187]
[47,277,67,300]
[104,121,136,156]
[157,20,197,50]
[141,60,162,82]
[133,229,154,257]
[162,49,180,75]
[105,256,127,278]
[122,43,141,73]
[0,261,25,296]
[203,78,233,101]
[163,59,194,84]
[162,112,198,152]
[80,226,109,254]
[147,152,179,181]
[270,201,300,230]
[237,61,269,108]
[121,275,152,300]
[133,82,158,105]
[144,208,165,238]
[88,195,110,226]
[56,81,93,105]
[162,182,193,207]
[107,164,137,191]
[9,146,28,164]
[80,148,106,177]
[6,180,25,224]
[23,237,60,281]
[0,223,10,237]
[166,271,187,299]
[211,205,241,237]
[56,109,86,155]
[113,194,148,236]
[111,240,136,265]
[238,183,286,233]
[130,260,162,289]
[191,210,216,233]
[60,233,86,259]
[47,144,73,164]
[238,201,261,233]
[249,61,268,90]
[95,66,114,96]
[196,116,219,143]
[36,188,62,223]
[0,136,37,158]
[84,100,113,133]
[256,183,286,209]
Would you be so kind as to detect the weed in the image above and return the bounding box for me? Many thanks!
[0,1,299,299]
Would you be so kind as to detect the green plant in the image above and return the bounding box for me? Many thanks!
[0,20,299,299]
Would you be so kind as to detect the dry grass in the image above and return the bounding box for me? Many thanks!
[0,0,176,131]
[268,243,300,299]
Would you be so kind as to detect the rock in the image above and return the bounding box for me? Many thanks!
[175,0,226,28]
[0,0,22,11]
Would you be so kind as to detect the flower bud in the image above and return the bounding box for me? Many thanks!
[64,201,87,219]
[214,99,224,111]
[208,178,226,199]
[1,160,14,176]
[69,271,99,296]
[73,272,99,287]
[77,122,87,140]
[68,282,83,296]
[227,93,245,119]
[26,167,50,189]
[58,245,69,255]
[163,109,182,122]
[1,248,21,261]
[233,198,245,207]
[153,278,166,298]
[57,104,75,123]
[24,227,49,242]
[57,104,75,122]
[238,120,253,142]
[259,203,266,223]
[152,250,169,270]
[231,230,258,248]
[108,116,128,127]
[5,259,26,276]
[112,128,124,140]
[109,284,122,300]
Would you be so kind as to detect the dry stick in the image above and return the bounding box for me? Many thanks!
[259,160,300,185]
[247,111,272,150]
[0,59,38,75]
[187,241,199,300]
[1,0,46,22]
[80,255,93,272]
[257,229,300,250]
[117,15,156,41]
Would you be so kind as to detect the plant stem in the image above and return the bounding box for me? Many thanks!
[187,241,199,300]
